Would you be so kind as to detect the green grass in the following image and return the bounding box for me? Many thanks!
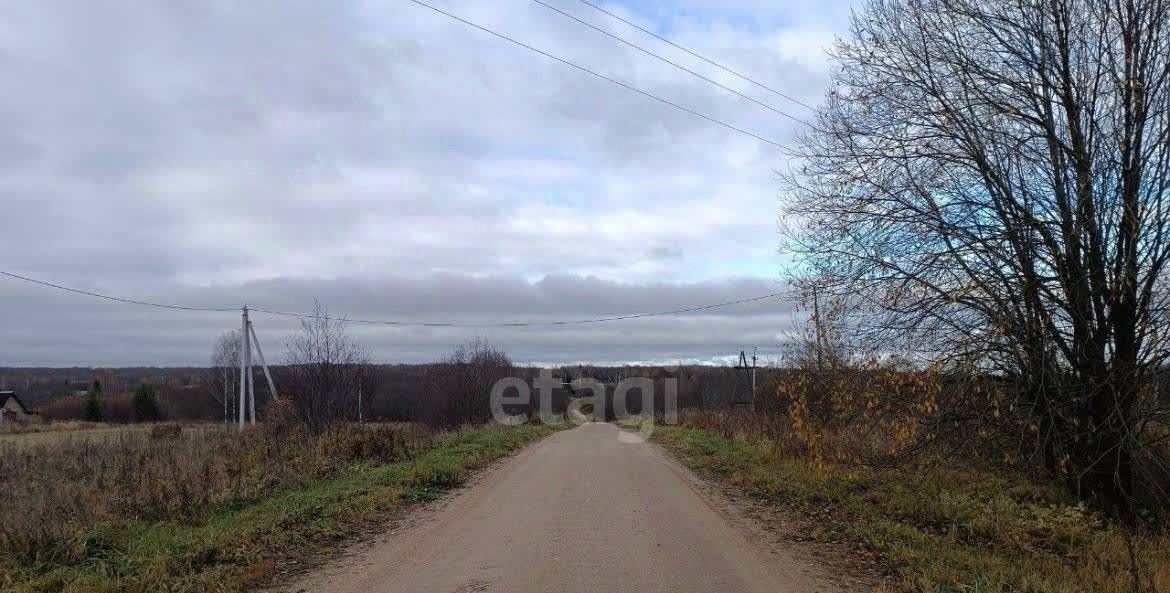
[652,425,1170,593]
[0,423,556,593]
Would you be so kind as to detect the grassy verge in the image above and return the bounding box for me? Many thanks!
[652,425,1169,593]
[0,423,555,593]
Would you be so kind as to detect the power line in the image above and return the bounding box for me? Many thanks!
[571,0,820,112]
[0,271,235,312]
[529,0,814,128]
[251,292,783,327]
[1,269,783,328]
[404,0,788,149]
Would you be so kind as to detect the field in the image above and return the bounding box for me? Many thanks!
[0,420,557,593]
[4,402,1167,593]
[0,422,221,449]
[651,419,1170,593]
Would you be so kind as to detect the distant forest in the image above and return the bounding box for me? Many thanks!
[0,364,768,423]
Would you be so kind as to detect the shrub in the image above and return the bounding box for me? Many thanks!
[420,338,515,428]
[317,423,427,463]
[83,392,102,422]
[38,396,86,421]
[131,384,161,422]
[149,422,182,440]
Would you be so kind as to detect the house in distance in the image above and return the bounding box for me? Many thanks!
[0,391,34,424]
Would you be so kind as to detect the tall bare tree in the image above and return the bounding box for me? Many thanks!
[284,301,369,433]
[208,330,240,424]
[785,0,1170,511]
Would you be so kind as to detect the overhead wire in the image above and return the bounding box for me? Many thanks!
[403,0,789,149]
[0,270,236,313]
[1,270,783,328]
[250,292,783,327]
[528,0,814,128]
[569,0,820,112]
[1,2,807,329]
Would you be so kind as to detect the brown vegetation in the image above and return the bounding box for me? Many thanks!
[283,301,371,433]
[420,338,515,428]
[37,391,149,423]
[0,418,430,565]
[652,313,1170,590]
[659,412,1170,593]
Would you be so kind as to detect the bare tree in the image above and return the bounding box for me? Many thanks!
[784,0,1170,512]
[284,301,370,433]
[207,330,240,424]
[421,338,515,428]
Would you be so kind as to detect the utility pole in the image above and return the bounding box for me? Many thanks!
[751,346,758,403]
[238,306,279,429]
[812,284,825,373]
[223,366,229,424]
[358,384,363,423]
[246,323,255,426]
[239,307,249,429]
[734,349,758,411]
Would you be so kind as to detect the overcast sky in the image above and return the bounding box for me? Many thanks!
[0,0,855,367]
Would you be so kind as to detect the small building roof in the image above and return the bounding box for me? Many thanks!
[0,391,31,414]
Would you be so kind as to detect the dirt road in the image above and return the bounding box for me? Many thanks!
[284,423,841,593]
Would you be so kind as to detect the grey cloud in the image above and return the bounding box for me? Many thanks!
[0,135,42,170]
[0,0,851,365]
[649,245,684,260]
[0,273,793,366]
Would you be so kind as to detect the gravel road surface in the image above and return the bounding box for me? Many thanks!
[286,422,842,593]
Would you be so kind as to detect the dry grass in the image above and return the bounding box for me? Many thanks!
[0,418,555,593]
[0,421,220,449]
[659,411,1170,593]
[0,420,430,565]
